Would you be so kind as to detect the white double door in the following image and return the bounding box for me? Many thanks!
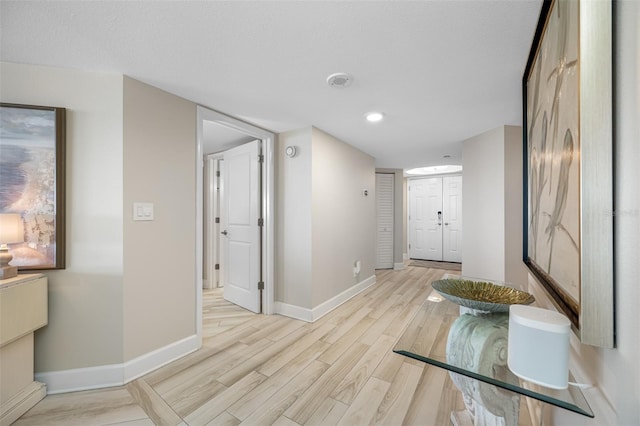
[408,176,462,262]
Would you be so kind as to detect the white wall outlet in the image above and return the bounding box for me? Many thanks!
[133,202,154,221]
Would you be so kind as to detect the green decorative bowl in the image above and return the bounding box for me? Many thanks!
[431,279,535,312]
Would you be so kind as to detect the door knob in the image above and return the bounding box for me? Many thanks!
[221,230,228,236]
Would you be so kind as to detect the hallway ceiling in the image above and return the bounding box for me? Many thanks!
[0,1,542,170]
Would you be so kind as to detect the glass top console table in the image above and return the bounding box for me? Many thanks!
[393,291,593,420]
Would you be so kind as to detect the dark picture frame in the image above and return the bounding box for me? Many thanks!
[0,103,66,270]
[522,0,614,348]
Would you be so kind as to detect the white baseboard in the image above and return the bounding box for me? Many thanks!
[394,262,406,270]
[36,334,199,395]
[275,275,376,323]
[35,363,123,395]
[312,275,376,320]
[124,334,199,383]
[274,301,314,322]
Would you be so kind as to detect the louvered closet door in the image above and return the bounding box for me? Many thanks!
[376,173,394,269]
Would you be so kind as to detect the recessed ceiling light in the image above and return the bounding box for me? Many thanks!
[406,165,463,175]
[365,112,384,123]
[327,72,352,88]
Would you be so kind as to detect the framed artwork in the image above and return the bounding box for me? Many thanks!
[0,103,66,270]
[522,0,614,348]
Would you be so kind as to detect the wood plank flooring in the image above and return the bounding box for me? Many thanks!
[13,267,536,426]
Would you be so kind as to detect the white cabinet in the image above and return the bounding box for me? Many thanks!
[0,274,48,425]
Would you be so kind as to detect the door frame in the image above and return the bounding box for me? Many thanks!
[196,106,275,343]
[204,154,223,289]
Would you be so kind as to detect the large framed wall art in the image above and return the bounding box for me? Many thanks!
[522,0,614,347]
[0,103,66,270]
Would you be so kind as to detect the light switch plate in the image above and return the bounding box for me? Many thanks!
[133,202,154,221]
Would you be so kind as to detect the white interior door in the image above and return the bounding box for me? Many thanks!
[423,178,444,261]
[442,175,463,262]
[221,140,261,313]
[409,179,441,259]
[376,173,394,269]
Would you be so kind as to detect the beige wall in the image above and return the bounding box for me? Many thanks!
[375,168,405,267]
[122,77,197,360]
[276,128,313,308]
[276,127,375,311]
[311,127,375,307]
[0,62,125,371]
[1,64,199,381]
[461,125,526,287]
[503,126,528,286]
[461,126,506,282]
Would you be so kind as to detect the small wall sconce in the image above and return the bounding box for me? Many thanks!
[285,146,297,158]
[0,213,25,279]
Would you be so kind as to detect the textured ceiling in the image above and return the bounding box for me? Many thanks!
[0,0,542,169]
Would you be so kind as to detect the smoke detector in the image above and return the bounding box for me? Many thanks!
[326,72,353,88]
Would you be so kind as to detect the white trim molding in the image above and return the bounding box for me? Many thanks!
[35,335,199,394]
[275,275,376,323]
[273,301,314,323]
[123,334,199,383]
[394,262,406,270]
[35,363,123,395]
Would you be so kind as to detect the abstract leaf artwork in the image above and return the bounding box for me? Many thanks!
[523,0,614,348]
[526,0,580,306]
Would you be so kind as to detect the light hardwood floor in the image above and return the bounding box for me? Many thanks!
[14,266,535,426]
